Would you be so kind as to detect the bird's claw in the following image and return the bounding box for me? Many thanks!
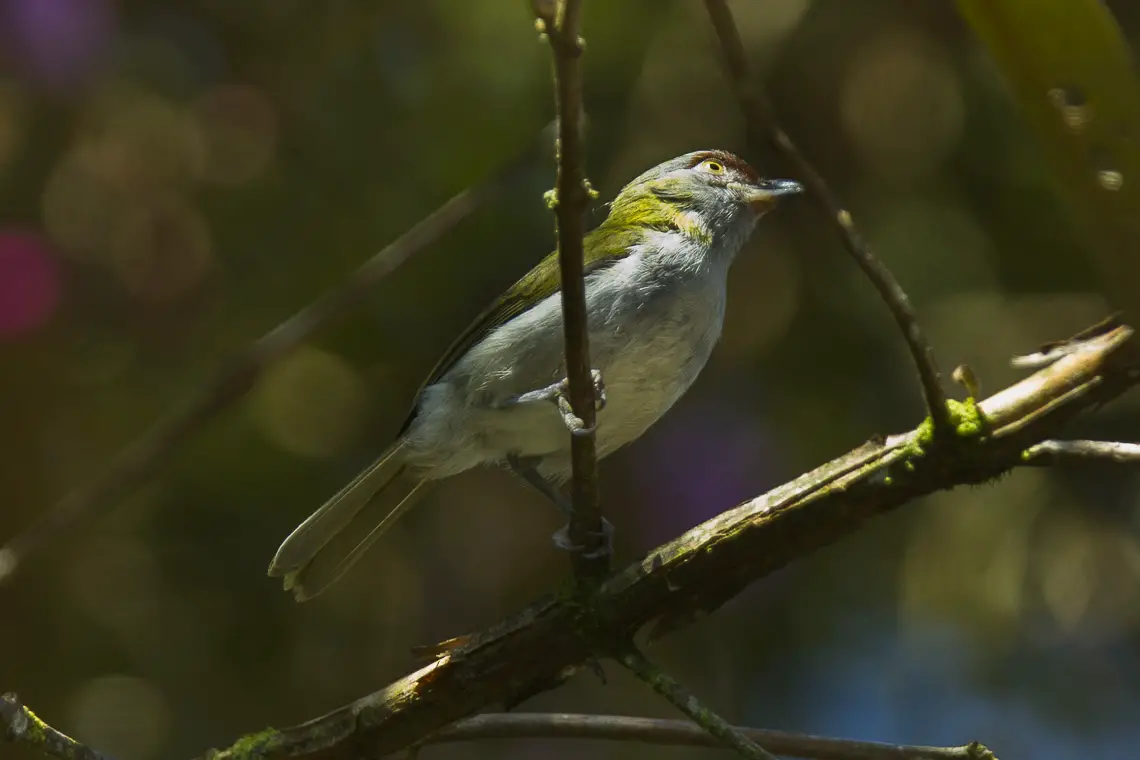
[552,517,614,559]
[505,369,606,435]
[555,394,594,437]
[554,368,605,434]
[586,368,607,411]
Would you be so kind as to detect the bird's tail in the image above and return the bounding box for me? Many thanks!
[267,440,431,601]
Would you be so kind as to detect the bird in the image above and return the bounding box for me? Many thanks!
[268,149,802,600]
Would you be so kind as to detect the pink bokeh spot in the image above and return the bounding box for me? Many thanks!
[0,232,61,338]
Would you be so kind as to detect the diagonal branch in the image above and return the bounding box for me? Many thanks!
[618,648,779,760]
[424,713,998,760]
[0,124,554,586]
[701,0,953,439]
[9,321,1122,759]
[177,322,1135,760]
[535,0,609,579]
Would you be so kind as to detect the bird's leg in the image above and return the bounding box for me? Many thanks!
[506,454,614,559]
[507,454,573,514]
[496,369,606,436]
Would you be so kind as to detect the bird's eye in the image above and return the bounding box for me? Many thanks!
[704,160,725,174]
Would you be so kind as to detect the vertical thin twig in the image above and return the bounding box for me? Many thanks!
[702,0,953,438]
[536,0,608,581]
[618,648,780,760]
[0,127,553,585]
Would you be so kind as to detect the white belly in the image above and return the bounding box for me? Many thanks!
[403,250,729,480]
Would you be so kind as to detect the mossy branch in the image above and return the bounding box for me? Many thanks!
[17,311,1120,760]
[1,693,114,760]
[165,320,1132,760]
[11,318,1122,760]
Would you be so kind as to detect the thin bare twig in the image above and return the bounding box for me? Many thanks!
[2,693,115,760]
[1,696,999,760]
[0,126,553,586]
[425,712,997,760]
[701,0,952,438]
[536,0,608,580]
[1020,439,1140,465]
[618,648,778,760]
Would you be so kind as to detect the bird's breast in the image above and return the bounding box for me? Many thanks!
[408,247,732,474]
[588,263,728,453]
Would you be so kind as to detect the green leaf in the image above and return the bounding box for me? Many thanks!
[958,0,1140,318]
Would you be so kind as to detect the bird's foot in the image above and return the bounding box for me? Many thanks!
[505,455,613,558]
[504,369,606,436]
[552,517,614,559]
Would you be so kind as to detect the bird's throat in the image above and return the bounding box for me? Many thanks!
[670,208,713,246]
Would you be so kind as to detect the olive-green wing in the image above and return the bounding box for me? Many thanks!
[397,226,639,435]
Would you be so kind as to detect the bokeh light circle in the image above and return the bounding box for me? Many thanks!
[66,674,169,760]
[109,193,213,303]
[193,84,278,184]
[251,346,370,458]
[841,29,964,182]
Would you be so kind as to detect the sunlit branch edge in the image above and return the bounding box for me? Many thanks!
[1020,439,1140,465]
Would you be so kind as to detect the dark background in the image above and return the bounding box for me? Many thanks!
[3,1,1140,759]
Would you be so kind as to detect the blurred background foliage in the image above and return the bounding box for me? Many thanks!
[2,1,1140,759]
